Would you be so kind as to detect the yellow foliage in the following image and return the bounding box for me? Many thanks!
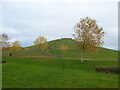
[10,41,21,52]
[73,17,105,52]
[60,45,68,53]
[0,33,21,53]
[0,33,10,51]
[34,35,48,51]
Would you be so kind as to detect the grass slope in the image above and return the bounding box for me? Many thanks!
[2,38,118,88]
[47,38,118,61]
[3,38,118,61]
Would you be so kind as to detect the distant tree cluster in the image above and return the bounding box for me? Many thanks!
[0,33,21,55]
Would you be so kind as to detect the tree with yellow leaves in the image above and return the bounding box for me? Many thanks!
[73,17,105,61]
[0,33,10,51]
[60,44,68,53]
[0,33,21,56]
[10,41,21,52]
[34,35,48,51]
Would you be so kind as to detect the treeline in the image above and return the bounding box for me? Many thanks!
[0,33,21,53]
[0,33,68,55]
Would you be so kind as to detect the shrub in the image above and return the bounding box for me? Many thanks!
[95,66,120,74]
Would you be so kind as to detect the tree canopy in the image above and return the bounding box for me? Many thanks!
[73,17,105,61]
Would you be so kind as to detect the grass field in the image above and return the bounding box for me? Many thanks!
[2,38,119,88]
[2,57,118,88]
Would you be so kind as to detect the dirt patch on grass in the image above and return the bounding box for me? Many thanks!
[18,56,95,60]
[63,58,95,60]
[19,56,55,58]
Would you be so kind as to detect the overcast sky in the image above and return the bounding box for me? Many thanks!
[0,0,118,50]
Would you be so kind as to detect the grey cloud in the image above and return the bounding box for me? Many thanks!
[1,2,118,50]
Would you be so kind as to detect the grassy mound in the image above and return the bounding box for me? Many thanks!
[2,38,119,88]
[2,38,118,61]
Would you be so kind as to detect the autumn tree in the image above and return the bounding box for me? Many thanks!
[73,17,105,61]
[0,33,11,51]
[34,35,48,51]
[60,44,68,53]
[10,41,21,52]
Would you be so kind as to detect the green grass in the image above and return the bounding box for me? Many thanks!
[5,38,117,61]
[53,38,74,48]
[2,48,46,57]
[2,57,118,88]
[0,64,2,89]
[2,38,119,88]
[48,48,118,61]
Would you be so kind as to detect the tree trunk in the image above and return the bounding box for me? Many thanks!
[81,47,84,62]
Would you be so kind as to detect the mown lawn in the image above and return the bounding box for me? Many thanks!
[2,56,118,88]
[2,38,119,88]
[49,48,118,61]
